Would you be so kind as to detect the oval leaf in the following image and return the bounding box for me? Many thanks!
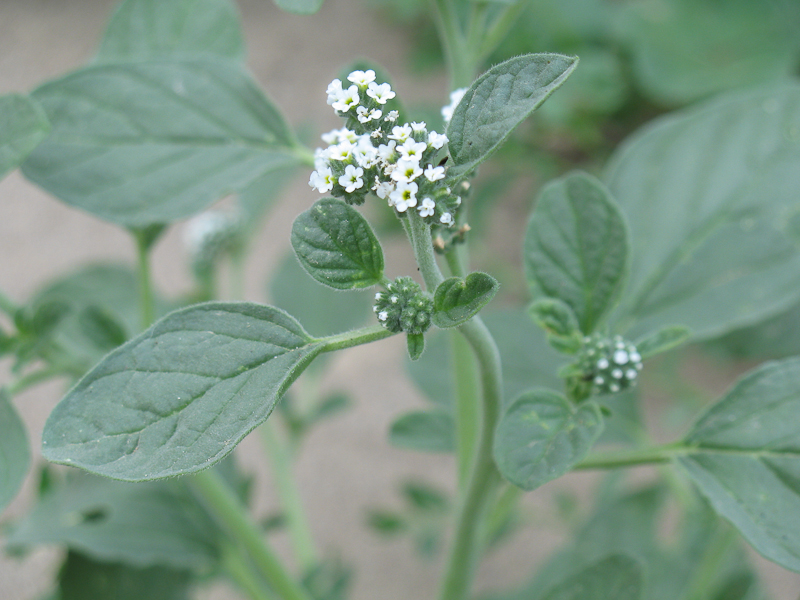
[525,171,630,334]
[634,325,691,360]
[42,302,324,481]
[291,198,385,290]
[97,0,245,63]
[0,93,50,181]
[389,410,455,453]
[446,53,577,178]
[606,84,800,340]
[679,357,800,573]
[23,60,300,227]
[432,272,498,328]
[494,389,604,491]
[0,389,30,512]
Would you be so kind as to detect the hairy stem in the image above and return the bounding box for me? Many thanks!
[576,442,686,470]
[133,229,156,331]
[317,324,396,353]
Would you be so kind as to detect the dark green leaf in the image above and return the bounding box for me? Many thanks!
[389,410,455,453]
[432,272,498,328]
[634,325,690,360]
[606,84,800,340]
[302,557,351,600]
[539,555,642,600]
[0,93,50,180]
[407,333,425,361]
[0,389,30,512]
[23,60,299,227]
[57,550,192,600]
[7,472,218,569]
[446,53,577,178]
[97,0,245,62]
[366,511,407,535]
[528,298,582,354]
[678,356,800,573]
[291,198,385,290]
[525,171,629,334]
[273,0,325,15]
[78,306,128,352]
[402,481,449,513]
[494,389,604,491]
[41,303,324,481]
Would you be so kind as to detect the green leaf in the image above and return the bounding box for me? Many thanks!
[634,325,691,360]
[23,60,300,227]
[272,0,325,15]
[78,306,128,352]
[524,171,629,334]
[711,300,800,360]
[678,357,800,573]
[291,198,385,290]
[57,550,192,600]
[41,303,325,481]
[539,555,642,600]
[389,410,455,453]
[0,93,50,181]
[0,389,30,512]
[528,298,582,354]
[606,84,800,341]
[97,0,245,63]
[7,471,218,569]
[406,333,425,361]
[431,272,498,328]
[493,389,604,491]
[446,53,577,178]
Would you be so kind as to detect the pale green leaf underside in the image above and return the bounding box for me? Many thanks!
[389,410,455,453]
[679,357,800,573]
[97,0,245,63]
[606,84,800,340]
[0,93,50,181]
[494,388,604,491]
[291,198,385,290]
[23,60,299,227]
[272,0,325,15]
[525,171,629,334]
[6,472,218,570]
[42,303,323,481]
[447,53,578,178]
[0,389,30,512]
[432,272,498,328]
[540,555,642,600]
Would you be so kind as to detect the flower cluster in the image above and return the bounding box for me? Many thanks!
[309,70,461,226]
[373,277,434,335]
[575,334,643,395]
[184,210,243,279]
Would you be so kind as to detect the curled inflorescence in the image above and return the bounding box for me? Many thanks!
[576,333,643,395]
[373,277,434,335]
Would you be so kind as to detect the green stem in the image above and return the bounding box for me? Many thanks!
[221,541,276,600]
[576,442,686,470]
[133,229,156,331]
[430,0,477,89]
[478,0,532,62]
[260,420,318,572]
[682,525,738,600]
[0,289,18,317]
[230,249,247,302]
[408,212,445,290]
[191,469,314,600]
[316,325,395,353]
[450,331,480,488]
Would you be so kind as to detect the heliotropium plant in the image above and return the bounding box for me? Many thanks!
[2,0,800,599]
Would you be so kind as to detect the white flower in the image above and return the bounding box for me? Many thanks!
[626,369,638,380]
[597,358,610,370]
[410,121,427,133]
[370,130,383,139]
[629,351,642,363]
[377,140,396,161]
[612,369,623,379]
[390,181,418,212]
[313,147,331,170]
[428,131,448,149]
[424,164,445,182]
[398,139,427,160]
[441,87,467,123]
[392,157,423,182]
[353,140,379,168]
[347,69,376,86]
[367,82,395,104]
[388,124,412,142]
[309,166,334,193]
[326,79,344,106]
[339,165,364,193]
[378,311,388,321]
[375,292,383,300]
[418,198,436,218]
[321,127,355,145]
[328,142,353,161]
[332,85,359,113]
[384,110,399,122]
[184,210,237,253]
[357,106,382,123]
[455,196,462,205]
[613,350,629,365]
[439,212,454,226]
[373,180,394,199]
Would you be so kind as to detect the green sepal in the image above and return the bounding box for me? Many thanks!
[528,298,583,354]
[407,333,425,361]
[635,325,691,360]
[431,272,498,329]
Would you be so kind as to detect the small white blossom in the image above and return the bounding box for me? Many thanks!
[309,166,334,193]
[455,196,462,205]
[613,350,629,365]
[357,106,382,123]
[390,181,418,212]
[441,87,467,123]
[377,140,396,161]
[328,142,353,161]
[332,85,360,113]
[378,311,388,321]
[424,164,445,182]
[367,82,395,104]
[410,121,427,133]
[321,127,356,145]
[418,198,436,218]
[184,211,237,253]
[313,147,331,170]
[629,351,642,363]
[610,383,620,393]
[440,212,453,226]
[326,79,344,106]
[375,292,383,300]
[339,165,364,193]
[392,157,423,182]
[398,139,427,160]
[374,180,394,199]
[347,70,376,86]
[594,376,605,385]
[428,131,448,149]
[626,369,638,380]
[389,124,412,142]
[390,295,398,304]
[597,358,610,370]
[370,130,383,139]
[612,369,623,379]
[384,110,399,122]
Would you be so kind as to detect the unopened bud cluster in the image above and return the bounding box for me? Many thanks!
[184,210,243,278]
[373,277,434,335]
[309,70,461,226]
[576,334,643,395]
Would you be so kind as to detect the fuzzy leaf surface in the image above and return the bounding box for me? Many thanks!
[432,272,498,328]
[679,357,800,573]
[389,410,455,453]
[525,171,629,334]
[291,198,385,290]
[0,389,30,512]
[606,84,800,340]
[447,53,577,178]
[42,303,324,481]
[97,0,245,62]
[23,60,299,227]
[0,93,49,180]
[494,389,603,491]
